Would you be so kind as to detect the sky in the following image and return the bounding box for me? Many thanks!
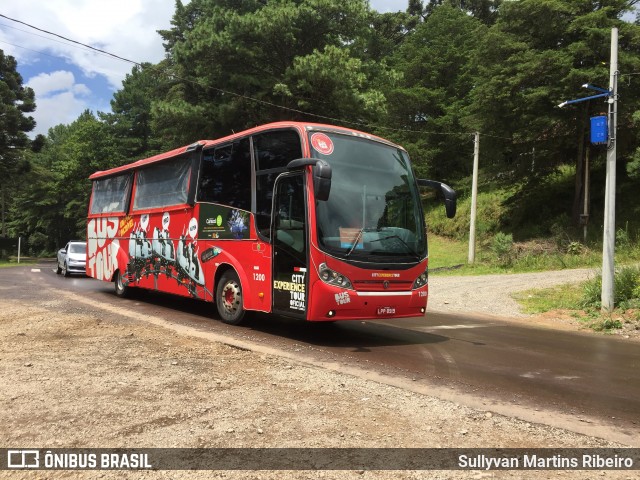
[0,1,408,137]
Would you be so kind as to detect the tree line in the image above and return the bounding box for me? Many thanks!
[2,0,640,254]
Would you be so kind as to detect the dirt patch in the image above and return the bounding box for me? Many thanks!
[0,291,635,479]
[529,308,640,341]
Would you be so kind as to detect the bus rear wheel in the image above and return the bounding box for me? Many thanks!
[114,270,130,298]
[216,270,246,325]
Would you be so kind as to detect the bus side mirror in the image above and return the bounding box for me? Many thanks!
[312,161,331,202]
[286,158,332,202]
[418,179,457,218]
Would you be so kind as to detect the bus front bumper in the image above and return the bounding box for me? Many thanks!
[307,282,428,322]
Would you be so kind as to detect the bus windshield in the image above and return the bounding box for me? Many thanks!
[311,132,426,263]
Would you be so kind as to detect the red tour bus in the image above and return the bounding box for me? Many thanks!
[87,122,456,325]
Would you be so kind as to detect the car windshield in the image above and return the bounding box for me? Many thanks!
[69,244,86,254]
[310,132,426,263]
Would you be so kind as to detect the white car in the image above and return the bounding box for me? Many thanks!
[57,241,87,277]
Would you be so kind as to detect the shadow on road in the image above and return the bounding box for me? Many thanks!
[108,287,449,349]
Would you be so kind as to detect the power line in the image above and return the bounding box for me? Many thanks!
[0,39,64,60]
[0,12,507,141]
[1,21,84,50]
[0,13,137,65]
[0,20,129,63]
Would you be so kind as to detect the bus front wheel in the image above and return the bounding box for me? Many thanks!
[114,270,130,298]
[216,270,246,325]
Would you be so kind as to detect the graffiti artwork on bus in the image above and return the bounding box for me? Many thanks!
[123,213,218,298]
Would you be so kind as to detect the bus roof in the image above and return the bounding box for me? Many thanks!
[89,121,401,180]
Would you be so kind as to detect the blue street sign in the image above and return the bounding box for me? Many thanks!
[590,116,608,145]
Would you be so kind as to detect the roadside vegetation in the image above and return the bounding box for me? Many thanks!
[424,155,640,332]
[513,265,640,333]
[426,161,640,274]
[0,260,36,268]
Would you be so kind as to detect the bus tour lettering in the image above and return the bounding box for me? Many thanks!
[87,217,119,281]
[273,280,305,292]
[274,272,306,311]
[118,216,134,237]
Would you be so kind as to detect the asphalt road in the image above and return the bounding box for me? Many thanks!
[10,263,640,444]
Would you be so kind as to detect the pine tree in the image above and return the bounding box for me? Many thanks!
[0,50,36,236]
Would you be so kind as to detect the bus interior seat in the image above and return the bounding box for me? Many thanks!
[276,229,304,253]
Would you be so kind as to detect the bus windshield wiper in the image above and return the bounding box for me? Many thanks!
[344,228,374,257]
[369,234,420,260]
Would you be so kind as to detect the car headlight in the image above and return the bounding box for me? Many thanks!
[412,268,428,289]
[318,263,353,289]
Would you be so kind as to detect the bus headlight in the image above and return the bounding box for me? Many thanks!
[318,263,353,289]
[412,268,428,289]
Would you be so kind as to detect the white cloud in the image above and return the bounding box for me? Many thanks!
[25,70,75,96]
[1,0,180,136]
[73,84,91,96]
[26,70,90,136]
[1,0,177,89]
[29,91,87,137]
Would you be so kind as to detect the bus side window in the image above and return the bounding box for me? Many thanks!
[90,173,132,214]
[254,130,303,239]
[133,156,191,210]
[198,139,251,210]
[275,180,305,253]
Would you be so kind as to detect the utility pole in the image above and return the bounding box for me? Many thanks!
[558,28,619,311]
[468,132,480,264]
[583,145,590,244]
[601,27,619,313]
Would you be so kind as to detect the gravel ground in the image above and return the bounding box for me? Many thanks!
[428,268,596,318]
[0,267,637,479]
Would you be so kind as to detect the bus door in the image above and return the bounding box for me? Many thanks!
[271,172,308,318]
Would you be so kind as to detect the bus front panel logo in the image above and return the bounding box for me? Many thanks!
[311,133,334,156]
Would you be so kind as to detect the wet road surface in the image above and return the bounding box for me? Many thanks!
[10,263,640,441]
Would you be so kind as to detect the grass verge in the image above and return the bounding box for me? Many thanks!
[0,257,41,268]
[513,282,640,334]
[513,284,584,314]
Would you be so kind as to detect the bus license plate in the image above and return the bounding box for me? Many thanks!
[377,306,396,316]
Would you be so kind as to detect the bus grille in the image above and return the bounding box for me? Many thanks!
[352,280,413,292]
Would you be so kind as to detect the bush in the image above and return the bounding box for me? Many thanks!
[590,318,623,331]
[616,265,640,303]
[616,226,631,248]
[581,275,602,308]
[426,191,506,240]
[566,241,584,255]
[581,265,640,308]
[491,232,513,266]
